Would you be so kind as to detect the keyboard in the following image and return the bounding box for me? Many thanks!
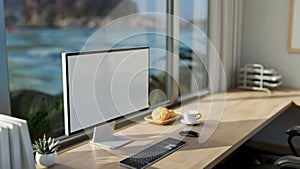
[119,137,187,169]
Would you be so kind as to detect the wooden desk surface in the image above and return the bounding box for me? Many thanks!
[44,89,300,169]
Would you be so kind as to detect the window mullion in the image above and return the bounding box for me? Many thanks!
[167,0,180,103]
[0,0,11,115]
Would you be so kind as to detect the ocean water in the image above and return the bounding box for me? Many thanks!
[6,28,94,94]
[6,27,205,95]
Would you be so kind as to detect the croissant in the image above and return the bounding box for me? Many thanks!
[152,107,176,121]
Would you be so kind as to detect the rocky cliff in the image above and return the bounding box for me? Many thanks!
[4,0,137,28]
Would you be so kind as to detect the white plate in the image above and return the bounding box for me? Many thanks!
[144,114,181,125]
[180,119,202,125]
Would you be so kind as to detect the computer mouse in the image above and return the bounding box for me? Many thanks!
[179,130,199,137]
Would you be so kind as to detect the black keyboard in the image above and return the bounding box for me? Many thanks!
[119,137,187,169]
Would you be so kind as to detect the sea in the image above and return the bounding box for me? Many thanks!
[6,27,206,95]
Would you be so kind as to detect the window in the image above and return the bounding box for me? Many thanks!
[179,0,208,97]
[1,0,208,141]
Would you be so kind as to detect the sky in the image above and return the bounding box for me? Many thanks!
[133,0,208,21]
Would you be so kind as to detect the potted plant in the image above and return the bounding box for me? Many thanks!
[33,134,59,168]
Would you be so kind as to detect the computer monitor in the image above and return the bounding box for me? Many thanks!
[62,47,149,148]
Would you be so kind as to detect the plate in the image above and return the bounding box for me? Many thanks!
[144,114,181,125]
[180,119,202,125]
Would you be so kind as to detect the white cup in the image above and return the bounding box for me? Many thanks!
[183,110,202,123]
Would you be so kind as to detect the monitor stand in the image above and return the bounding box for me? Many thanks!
[90,121,132,149]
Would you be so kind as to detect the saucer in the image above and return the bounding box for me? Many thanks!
[180,119,202,125]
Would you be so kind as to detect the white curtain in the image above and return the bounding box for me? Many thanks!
[208,0,243,93]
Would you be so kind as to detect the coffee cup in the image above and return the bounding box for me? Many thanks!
[183,110,202,123]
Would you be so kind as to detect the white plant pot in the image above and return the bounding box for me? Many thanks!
[35,152,57,168]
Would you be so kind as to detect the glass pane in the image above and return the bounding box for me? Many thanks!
[179,0,208,96]
[4,0,166,141]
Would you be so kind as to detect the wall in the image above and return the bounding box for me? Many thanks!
[241,0,300,153]
[241,0,300,88]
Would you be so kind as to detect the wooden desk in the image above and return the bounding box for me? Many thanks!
[45,89,300,169]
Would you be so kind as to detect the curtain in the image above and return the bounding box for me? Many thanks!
[208,0,243,93]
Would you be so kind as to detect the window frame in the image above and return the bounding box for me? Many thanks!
[0,0,11,116]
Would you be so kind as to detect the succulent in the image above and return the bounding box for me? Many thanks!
[33,134,59,155]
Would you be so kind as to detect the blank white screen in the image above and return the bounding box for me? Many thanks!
[63,47,149,135]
